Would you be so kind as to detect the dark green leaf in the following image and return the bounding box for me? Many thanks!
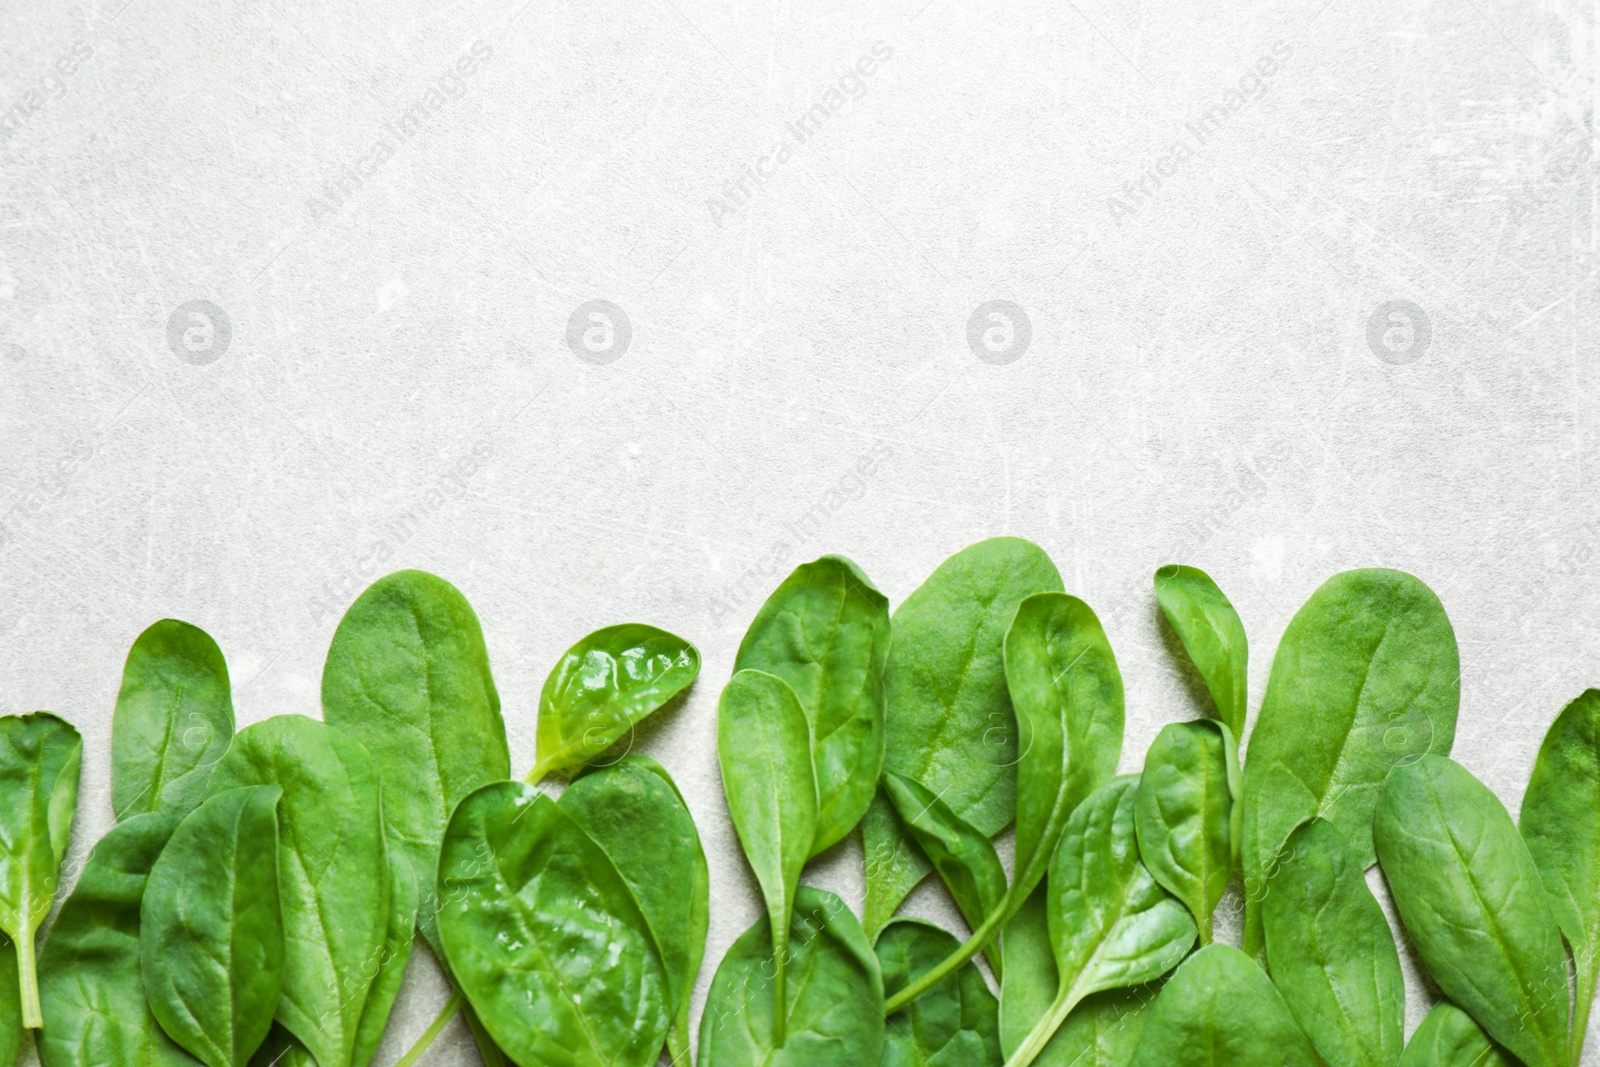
[699,887,884,1067]
[1375,754,1568,1067]
[1152,566,1247,740]
[877,919,1000,1067]
[142,786,285,1067]
[865,537,1062,936]
[1397,1002,1515,1067]
[1127,945,1319,1067]
[1134,720,1236,944]
[437,782,669,1067]
[112,619,234,821]
[1263,818,1403,1067]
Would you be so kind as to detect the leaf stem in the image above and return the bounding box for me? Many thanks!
[883,904,1006,1014]
[1000,983,1081,1067]
[666,1021,694,1067]
[17,925,39,1029]
[1571,968,1596,1067]
[523,763,550,787]
[772,911,788,1047]
[392,991,464,1067]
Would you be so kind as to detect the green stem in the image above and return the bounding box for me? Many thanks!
[1001,983,1081,1067]
[772,911,788,1047]
[666,1020,694,1067]
[523,763,550,787]
[17,925,39,1029]
[1572,968,1596,1067]
[883,905,1007,1015]
[393,992,464,1067]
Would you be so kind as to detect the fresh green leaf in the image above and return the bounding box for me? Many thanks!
[865,537,1062,936]
[530,623,701,783]
[735,555,890,856]
[877,919,1001,1067]
[207,716,399,1067]
[1241,568,1459,955]
[436,782,669,1067]
[248,1026,315,1067]
[717,669,818,1046]
[882,772,1007,972]
[112,619,235,821]
[142,785,285,1067]
[350,835,417,1067]
[698,887,884,1067]
[1520,689,1600,1067]
[0,711,82,1029]
[558,756,709,1067]
[1005,777,1197,1067]
[1152,566,1247,740]
[1134,720,1236,944]
[1263,817,1403,1067]
[1126,945,1319,1067]
[1397,1002,1515,1067]
[1374,754,1568,1067]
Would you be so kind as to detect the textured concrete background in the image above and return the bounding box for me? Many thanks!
[2,0,1598,1061]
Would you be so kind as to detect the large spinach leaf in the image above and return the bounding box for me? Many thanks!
[1397,1002,1515,1067]
[1134,720,1236,944]
[864,537,1062,935]
[112,619,234,821]
[559,757,709,1067]
[1126,945,1319,1067]
[735,555,890,856]
[1241,568,1458,955]
[1520,689,1600,1067]
[699,887,884,1067]
[436,782,668,1067]
[1152,566,1247,740]
[530,623,700,783]
[877,919,1000,1067]
[0,712,81,1029]
[207,716,399,1067]
[1374,754,1568,1067]
[1263,817,1403,1067]
[142,786,285,1067]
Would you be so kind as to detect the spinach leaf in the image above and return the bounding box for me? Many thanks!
[206,716,400,1067]
[1005,777,1196,1067]
[437,782,669,1067]
[38,812,194,1067]
[142,785,285,1067]
[864,537,1063,935]
[717,669,818,1045]
[0,712,82,1029]
[698,886,884,1067]
[1152,566,1247,740]
[1126,945,1319,1067]
[321,569,508,956]
[1134,720,1237,944]
[1374,754,1568,1067]
[248,1026,314,1067]
[1241,568,1458,955]
[1397,1002,1515,1067]
[112,619,234,821]
[1520,688,1600,1067]
[1262,817,1403,1067]
[882,771,1006,971]
[735,555,890,856]
[558,757,709,1067]
[877,919,1001,1067]
[350,835,417,1067]
[530,623,700,783]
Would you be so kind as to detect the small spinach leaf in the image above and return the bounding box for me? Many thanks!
[1263,817,1403,1067]
[717,669,818,1045]
[0,712,82,1029]
[1374,754,1568,1067]
[1397,1002,1515,1067]
[437,782,669,1067]
[1134,720,1236,944]
[112,619,234,821]
[698,887,884,1067]
[1152,566,1247,740]
[877,919,1000,1067]
[142,785,285,1067]
[530,623,700,783]
[735,555,890,856]
[1127,945,1319,1067]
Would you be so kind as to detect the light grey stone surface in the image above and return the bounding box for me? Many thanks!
[2,0,1597,1061]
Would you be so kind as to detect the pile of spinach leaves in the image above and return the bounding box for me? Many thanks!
[2,551,1595,1067]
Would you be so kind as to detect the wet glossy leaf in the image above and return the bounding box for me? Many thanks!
[1152,566,1247,740]
[1134,720,1236,944]
[142,785,285,1067]
[1397,1002,1515,1067]
[736,555,890,856]
[112,619,234,821]
[877,919,1000,1067]
[1263,818,1403,1067]
[865,537,1062,935]
[699,887,884,1067]
[437,782,668,1067]
[1375,754,1568,1067]
[0,712,82,1029]
[1241,569,1458,955]
[530,623,700,782]
[1127,945,1319,1067]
